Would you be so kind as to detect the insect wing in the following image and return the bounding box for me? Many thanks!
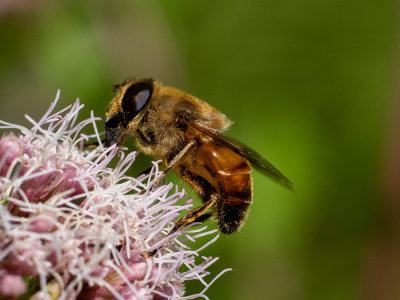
[178,117,293,189]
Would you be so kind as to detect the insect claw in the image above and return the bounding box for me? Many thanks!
[141,249,158,259]
[84,139,105,148]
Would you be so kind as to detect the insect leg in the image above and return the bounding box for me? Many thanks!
[168,169,219,236]
[166,195,218,236]
[193,212,213,223]
[145,140,197,192]
[84,139,105,148]
[143,196,216,258]
[143,170,217,258]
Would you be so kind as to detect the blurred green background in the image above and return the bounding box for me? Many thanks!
[1,0,399,299]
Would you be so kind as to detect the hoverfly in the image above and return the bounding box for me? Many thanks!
[104,78,292,239]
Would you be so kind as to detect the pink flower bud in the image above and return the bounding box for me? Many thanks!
[0,274,27,298]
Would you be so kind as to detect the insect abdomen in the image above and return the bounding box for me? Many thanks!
[196,143,253,234]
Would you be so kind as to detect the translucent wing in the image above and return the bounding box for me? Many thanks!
[178,116,293,190]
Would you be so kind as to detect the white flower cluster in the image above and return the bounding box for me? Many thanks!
[0,92,230,300]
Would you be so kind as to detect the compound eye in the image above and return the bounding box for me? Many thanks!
[121,81,153,122]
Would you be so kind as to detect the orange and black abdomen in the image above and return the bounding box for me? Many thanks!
[182,143,253,234]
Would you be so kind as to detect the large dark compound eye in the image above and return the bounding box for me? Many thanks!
[121,81,153,122]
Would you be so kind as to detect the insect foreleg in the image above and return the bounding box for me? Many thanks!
[144,139,197,192]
